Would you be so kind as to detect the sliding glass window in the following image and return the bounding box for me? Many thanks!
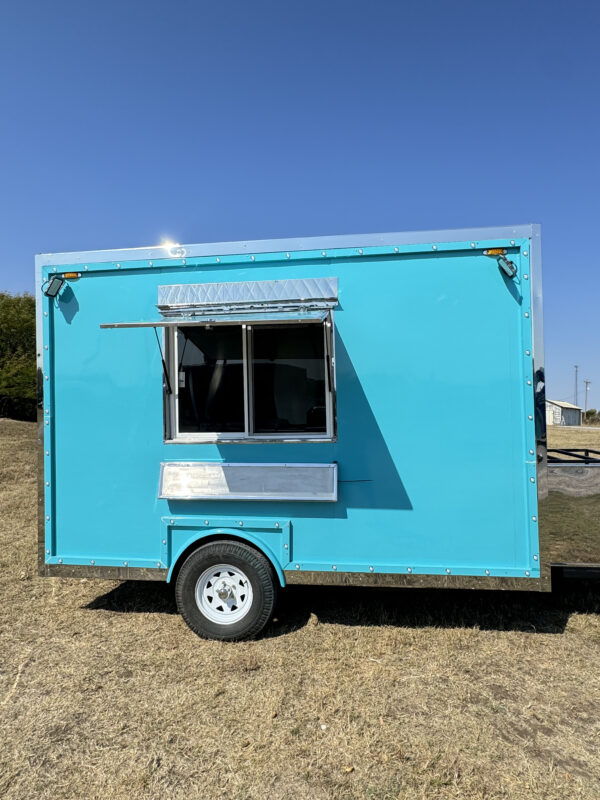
[167,318,335,442]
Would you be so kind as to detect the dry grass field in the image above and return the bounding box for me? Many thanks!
[1,419,600,800]
[548,425,600,451]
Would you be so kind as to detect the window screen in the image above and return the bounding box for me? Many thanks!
[252,325,327,434]
[177,326,244,433]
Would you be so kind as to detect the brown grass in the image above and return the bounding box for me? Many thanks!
[548,425,600,451]
[1,418,600,799]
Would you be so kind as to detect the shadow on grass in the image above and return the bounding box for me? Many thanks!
[84,573,600,638]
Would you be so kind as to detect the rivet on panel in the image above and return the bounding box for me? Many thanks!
[149,261,153,267]
[529,449,534,455]
[239,521,243,526]
[485,569,490,575]
[157,562,161,567]
[394,247,399,252]
[295,564,300,569]
[162,539,166,545]
[523,251,528,257]
[44,345,48,350]
[470,242,475,248]
[332,565,337,570]
[58,558,63,564]
[525,350,531,356]
[46,515,50,521]
[45,451,49,456]
[45,420,49,425]
[525,312,530,318]
[532,515,537,522]
[432,245,437,250]
[525,570,530,576]
[251,256,255,261]
[204,520,209,525]
[533,555,539,561]
[44,312,48,317]
[170,518,174,524]
[369,566,374,572]
[523,274,529,280]
[123,561,128,566]
[216,257,221,263]
[446,568,451,574]
[528,415,533,420]
[284,543,288,549]
[91,560,95,565]
[358,249,363,255]
[45,409,49,414]
[275,522,280,528]
[527,380,532,385]
[510,240,515,245]
[45,481,49,486]
[321,251,326,256]
[182,259,186,265]
[286,253,290,259]
[84,265,88,270]
[46,549,50,554]
[53,267,56,272]
[530,477,535,483]
[407,567,412,573]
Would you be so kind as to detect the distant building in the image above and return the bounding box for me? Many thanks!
[546,399,582,427]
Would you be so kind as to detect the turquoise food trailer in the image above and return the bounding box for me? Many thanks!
[35,225,600,640]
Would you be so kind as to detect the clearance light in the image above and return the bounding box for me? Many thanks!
[483,248,507,256]
[63,272,81,279]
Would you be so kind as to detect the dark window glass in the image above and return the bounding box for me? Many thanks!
[252,324,327,434]
[177,326,244,433]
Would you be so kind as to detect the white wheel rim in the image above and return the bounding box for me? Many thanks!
[195,563,254,625]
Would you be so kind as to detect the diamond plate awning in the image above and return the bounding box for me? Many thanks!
[157,277,338,317]
[100,277,338,329]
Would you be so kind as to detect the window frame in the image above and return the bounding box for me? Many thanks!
[164,314,336,444]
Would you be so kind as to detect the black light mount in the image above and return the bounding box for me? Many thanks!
[496,255,518,278]
[42,276,66,298]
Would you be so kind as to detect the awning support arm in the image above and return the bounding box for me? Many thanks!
[153,327,172,395]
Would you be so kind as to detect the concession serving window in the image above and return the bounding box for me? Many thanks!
[101,277,338,443]
[172,320,334,441]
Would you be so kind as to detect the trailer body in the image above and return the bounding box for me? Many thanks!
[35,225,600,636]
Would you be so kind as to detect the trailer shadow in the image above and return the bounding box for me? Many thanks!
[84,573,600,637]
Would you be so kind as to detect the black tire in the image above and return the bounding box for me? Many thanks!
[175,541,278,641]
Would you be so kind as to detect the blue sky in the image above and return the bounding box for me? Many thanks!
[1,0,598,407]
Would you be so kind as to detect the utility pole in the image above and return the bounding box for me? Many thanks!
[584,380,591,420]
[574,364,579,407]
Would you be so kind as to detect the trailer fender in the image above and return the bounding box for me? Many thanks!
[166,528,287,587]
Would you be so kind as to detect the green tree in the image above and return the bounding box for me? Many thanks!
[0,292,37,420]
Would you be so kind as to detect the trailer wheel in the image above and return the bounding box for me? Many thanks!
[175,541,278,641]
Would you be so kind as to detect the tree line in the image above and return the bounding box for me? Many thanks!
[0,292,37,421]
[584,409,600,426]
